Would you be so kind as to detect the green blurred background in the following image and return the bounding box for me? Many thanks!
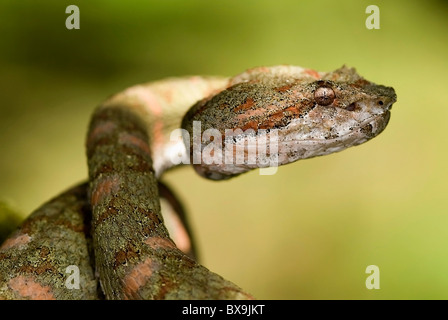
[0,0,447,299]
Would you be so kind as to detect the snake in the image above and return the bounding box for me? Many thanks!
[0,65,396,300]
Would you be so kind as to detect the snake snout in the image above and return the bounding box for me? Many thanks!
[375,85,397,111]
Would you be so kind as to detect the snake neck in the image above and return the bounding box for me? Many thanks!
[86,76,254,299]
[98,76,230,178]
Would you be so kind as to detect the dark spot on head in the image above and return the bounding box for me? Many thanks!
[346,102,357,111]
[378,100,384,105]
[360,123,374,137]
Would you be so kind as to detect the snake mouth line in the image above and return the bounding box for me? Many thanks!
[336,110,391,140]
[283,111,391,144]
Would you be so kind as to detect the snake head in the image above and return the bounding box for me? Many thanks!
[182,65,397,180]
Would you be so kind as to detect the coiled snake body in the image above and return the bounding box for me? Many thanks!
[0,65,396,299]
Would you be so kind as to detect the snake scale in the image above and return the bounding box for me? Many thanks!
[0,65,396,300]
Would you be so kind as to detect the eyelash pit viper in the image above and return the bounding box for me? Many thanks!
[0,65,396,300]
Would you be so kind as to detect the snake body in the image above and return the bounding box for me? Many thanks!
[0,65,396,299]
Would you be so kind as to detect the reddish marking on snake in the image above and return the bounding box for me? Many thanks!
[87,121,117,147]
[234,97,255,113]
[285,105,305,115]
[123,258,157,299]
[8,276,55,300]
[123,86,163,116]
[248,66,270,74]
[164,214,191,254]
[305,68,321,79]
[118,132,151,157]
[0,233,31,251]
[144,237,177,250]
[189,76,202,84]
[235,104,280,122]
[240,120,259,131]
[152,121,164,151]
[91,175,121,206]
[275,84,294,92]
[124,86,164,146]
[258,111,286,130]
[161,89,173,104]
[236,108,267,121]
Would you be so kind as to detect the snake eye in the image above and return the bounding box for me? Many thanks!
[314,85,335,106]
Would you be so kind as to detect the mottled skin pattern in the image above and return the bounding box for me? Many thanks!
[0,65,396,299]
[87,106,251,299]
[0,184,99,299]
